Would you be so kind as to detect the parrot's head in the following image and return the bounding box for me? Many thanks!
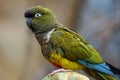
[24,5,56,33]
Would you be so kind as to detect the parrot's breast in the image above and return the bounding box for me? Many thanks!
[45,28,55,43]
[35,28,55,44]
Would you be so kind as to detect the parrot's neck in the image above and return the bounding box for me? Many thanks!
[35,28,55,44]
[34,23,60,46]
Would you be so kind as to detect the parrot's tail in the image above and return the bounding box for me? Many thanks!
[106,62,120,80]
[84,68,117,80]
[106,62,120,75]
[96,72,117,80]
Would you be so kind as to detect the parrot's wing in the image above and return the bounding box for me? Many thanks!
[51,27,103,63]
[50,27,115,76]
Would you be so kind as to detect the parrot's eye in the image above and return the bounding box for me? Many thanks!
[35,13,42,17]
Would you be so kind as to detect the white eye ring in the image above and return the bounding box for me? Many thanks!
[35,13,42,17]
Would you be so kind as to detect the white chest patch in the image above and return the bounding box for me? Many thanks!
[45,28,55,43]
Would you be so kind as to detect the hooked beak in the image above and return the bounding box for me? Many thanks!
[26,18,34,32]
[26,18,32,27]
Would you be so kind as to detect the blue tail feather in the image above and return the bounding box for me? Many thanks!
[77,60,115,76]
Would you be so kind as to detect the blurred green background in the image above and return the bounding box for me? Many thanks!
[0,0,120,80]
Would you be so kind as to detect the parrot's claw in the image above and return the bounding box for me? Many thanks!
[48,68,72,76]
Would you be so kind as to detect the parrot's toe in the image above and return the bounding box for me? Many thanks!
[48,68,72,76]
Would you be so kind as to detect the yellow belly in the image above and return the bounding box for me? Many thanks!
[48,52,84,70]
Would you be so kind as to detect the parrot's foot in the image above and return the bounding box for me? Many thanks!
[48,68,72,76]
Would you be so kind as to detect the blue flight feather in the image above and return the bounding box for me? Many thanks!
[77,60,115,76]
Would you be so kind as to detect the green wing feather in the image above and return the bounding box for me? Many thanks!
[50,26,103,64]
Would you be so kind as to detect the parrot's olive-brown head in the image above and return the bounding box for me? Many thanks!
[24,6,56,33]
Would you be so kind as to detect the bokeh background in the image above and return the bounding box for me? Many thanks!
[0,0,120,80]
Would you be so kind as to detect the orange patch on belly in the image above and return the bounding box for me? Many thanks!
[49,60,62,68]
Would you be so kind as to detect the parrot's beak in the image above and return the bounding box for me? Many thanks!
[26,18,31,27]
[26,18,34,32]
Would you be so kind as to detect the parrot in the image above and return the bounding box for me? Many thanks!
[24,5,120,80]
